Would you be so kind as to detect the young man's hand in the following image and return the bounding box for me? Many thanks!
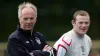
[43,45,53,52]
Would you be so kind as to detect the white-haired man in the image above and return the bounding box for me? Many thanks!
[7,2,56,56]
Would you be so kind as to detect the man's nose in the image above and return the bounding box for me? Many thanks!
[27,19,31,23]
[82,23,86,27]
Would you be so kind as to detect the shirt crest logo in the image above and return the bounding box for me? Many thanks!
[81,46,85,55]
[35,37,41,44]
[26,41,29,43]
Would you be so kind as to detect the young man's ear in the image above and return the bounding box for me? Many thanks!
[71,20,75,26]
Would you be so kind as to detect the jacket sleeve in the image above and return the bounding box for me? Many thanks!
[7,38,50,56]
[36,32,57,56]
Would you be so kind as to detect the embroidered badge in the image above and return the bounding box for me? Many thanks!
[35,37,41,44]
[26,41,29,43]
[81,46,85,55]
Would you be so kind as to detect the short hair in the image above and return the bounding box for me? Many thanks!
[73,10,90,21]
[18,2,37,19]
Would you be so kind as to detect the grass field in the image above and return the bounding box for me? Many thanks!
[0,42,7,56]
[0,40,100,56]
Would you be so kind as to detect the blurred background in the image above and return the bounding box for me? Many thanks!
[0,0,100,56]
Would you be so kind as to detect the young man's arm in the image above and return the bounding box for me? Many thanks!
[54,44,67,56]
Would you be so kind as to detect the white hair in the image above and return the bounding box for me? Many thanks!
[18,2,37,19]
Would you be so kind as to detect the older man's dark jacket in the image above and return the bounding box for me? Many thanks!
[7,27,50,56]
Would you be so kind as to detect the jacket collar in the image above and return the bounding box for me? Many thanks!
[17,26,35,39]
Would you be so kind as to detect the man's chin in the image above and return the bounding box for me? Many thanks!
[80,32,86,35]
[25,28,33,30]
[80,30,87,34]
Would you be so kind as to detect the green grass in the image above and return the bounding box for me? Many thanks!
[0,42,7,50]
[47,41,55,46]
[92,40,100,49]
[0,42,7,56]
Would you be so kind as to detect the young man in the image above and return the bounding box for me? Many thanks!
[7,2,55,56]
[54,10,92,56]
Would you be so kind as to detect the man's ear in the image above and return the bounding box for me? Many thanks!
[18,18,21,25]
[71,20,75,26]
